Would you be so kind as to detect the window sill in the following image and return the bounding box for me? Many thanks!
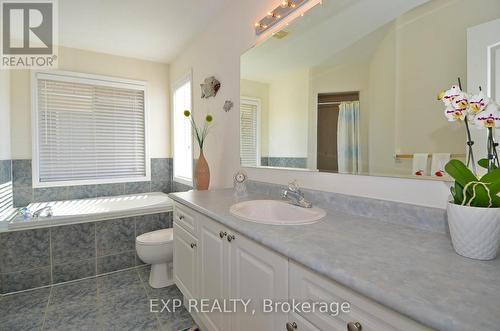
[173,176,193,187]
[32,176,152,188]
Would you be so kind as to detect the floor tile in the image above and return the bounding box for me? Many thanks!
[0,268,193,331]
[96,268,142,294]
[0,287,50,315]
[43,302,100,331]
[0,287,49,331]
[100,311,160,331]
[158,305,195,331]
[99,278,160,331]
[0,310,45,331]
[49,278,98,306]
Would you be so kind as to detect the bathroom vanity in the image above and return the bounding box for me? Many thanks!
[170,189,500,331]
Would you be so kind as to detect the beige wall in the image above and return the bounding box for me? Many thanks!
[268,69,309,158]
[10,46,171,159]
[242,70,310,160]
[368,24,399,176]
[0,70,11,160]
[240,79,270,156]
[169,1,273,188]
[366,0,500,176]
[395,0,500,155]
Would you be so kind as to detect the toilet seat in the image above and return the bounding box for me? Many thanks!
[136,228,173,246]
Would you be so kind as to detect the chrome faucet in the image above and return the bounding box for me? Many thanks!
[281,181,312,208]
[32,206,53,218]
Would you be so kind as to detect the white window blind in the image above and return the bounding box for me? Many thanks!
[34,72,148,186]
[172,75,193,185]
[240,99,260,167]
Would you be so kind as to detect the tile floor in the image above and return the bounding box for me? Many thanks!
[0,266,196,331]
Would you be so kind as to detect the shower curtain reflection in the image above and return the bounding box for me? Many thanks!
[337,101,361,174]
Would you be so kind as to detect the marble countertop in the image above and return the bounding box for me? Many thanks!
[169,189,500,331]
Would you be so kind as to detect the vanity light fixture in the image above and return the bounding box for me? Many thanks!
[255,0,321,36]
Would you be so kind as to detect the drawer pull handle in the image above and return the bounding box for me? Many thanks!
[227,234,236,242]
[190,243,197,249]
[179,215,185,220]
[286,322,297,330]
[347,322,362,331]
[219,231,227,238]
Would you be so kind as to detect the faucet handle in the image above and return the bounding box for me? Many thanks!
[288,180,300,193]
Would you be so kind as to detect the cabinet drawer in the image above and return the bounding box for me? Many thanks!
[289,262,430,331]
[174,203,196,235]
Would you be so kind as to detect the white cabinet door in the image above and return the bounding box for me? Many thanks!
[197,215,230,331]
[173,222,198,300]
[229,232,288,331]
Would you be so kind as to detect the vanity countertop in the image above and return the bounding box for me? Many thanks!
[169,189,500,331]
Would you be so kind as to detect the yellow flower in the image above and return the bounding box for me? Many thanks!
[205,114,213,123]
[183,110,191,117]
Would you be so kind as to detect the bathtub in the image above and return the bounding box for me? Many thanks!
[8,192,173,230]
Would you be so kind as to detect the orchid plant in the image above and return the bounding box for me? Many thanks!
[184,110,214,150]
[438,83,500,207]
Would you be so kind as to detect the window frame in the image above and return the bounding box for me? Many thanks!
[240,96,262,167]
[171,71,194,186]
[31,70,151,188]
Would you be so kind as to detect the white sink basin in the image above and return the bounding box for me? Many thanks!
[229,200,326,225]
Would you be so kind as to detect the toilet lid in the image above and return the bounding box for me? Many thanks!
[136,228,173,245]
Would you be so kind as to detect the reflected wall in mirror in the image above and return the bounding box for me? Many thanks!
[240,0,500,179]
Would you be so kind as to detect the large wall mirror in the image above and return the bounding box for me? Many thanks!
[240,0,500,180]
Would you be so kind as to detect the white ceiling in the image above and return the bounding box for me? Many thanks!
[241,0,429,82]
[59,0,228,63]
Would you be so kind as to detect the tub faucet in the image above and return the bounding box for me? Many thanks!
[32,206,53,218]
[281,181,312,208]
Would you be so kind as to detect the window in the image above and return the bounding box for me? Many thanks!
[240,97,261,167]
[172,74,193,185]
[32,71,149,187]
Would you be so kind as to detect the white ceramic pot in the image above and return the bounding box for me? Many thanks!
[447,202,500,260]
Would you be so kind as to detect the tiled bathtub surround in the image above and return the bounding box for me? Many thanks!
[260,157,308,168]
[0,160,11,185]
[0,212,172,294]
[11,158,189,207]
[0,160,13,219]
[246,180,448,234]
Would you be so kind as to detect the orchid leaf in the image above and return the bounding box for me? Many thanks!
[445,160,477,187]
[480,168,500,195]
[451,182,464,205]
[478,158,497,170]
[466,183,493,207]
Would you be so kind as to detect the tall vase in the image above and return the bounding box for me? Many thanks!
[195,150,210,190]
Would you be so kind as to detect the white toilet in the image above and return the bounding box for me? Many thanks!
[136,228,174,288]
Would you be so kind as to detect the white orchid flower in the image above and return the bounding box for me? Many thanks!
[438,85,461,107]
[445,106,466,121]
[469,91,489,116]
[474,102,500,128]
